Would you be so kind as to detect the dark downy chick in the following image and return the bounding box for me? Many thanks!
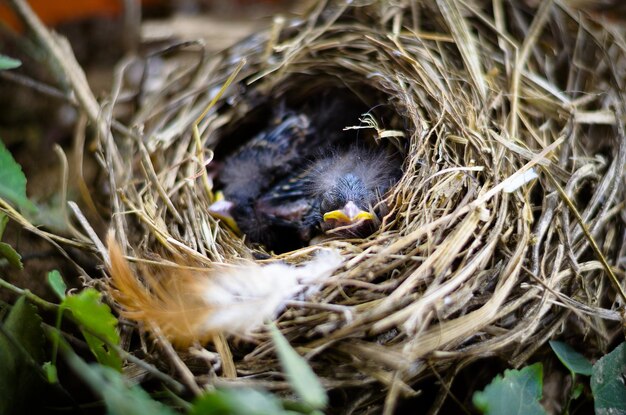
[304,146,401,238]
[211,109,318,251]
[219,110,312,205]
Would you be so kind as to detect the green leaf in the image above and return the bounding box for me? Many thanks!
[61,288,121,370]
[550,340,593,376]
[269,323,327,410]
[43,361,58,384]
[190,388,287,415]
[0,140,37,214]
[473,363,546,415]
[0,55,21,70]
[572,383,584,400]
[47,270,67,300]
[1,296,45,362]
[62,345,177,415]
[0,241,23,270]
[0,214,22,270]
[0,296,47,415]
[591,342,626,415]
[82,331,122,371]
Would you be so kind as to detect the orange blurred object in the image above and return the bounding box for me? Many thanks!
[0,0,164,30]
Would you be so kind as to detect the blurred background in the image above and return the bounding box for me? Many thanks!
[0,0,297,299]
[0,0,298,136]
[0,0,300,199]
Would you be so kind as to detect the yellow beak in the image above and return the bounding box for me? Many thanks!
[323,201,375,224]
[208,191,241,234]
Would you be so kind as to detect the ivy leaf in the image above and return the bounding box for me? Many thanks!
[473,363,546,415]
[591,342,626,415]
[0,296,46,415]
[61,289,121,371]
[190,388,287,415]
[0,55,21,70]
[0,139,37,215]
[550,340,593,376]
[270,323,327,410]
[47,270,67,300]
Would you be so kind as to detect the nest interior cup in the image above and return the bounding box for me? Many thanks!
[102,0,626,412]
[210,83,405,253]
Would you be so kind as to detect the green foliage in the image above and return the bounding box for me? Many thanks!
[549,340,592,414]
[591,342,626,415]
[61,288,122,370]
[473,363,546,415]
[571,383,584,400]
[0,54,21,70]
[0,139,37,215]
[0,296,47,415]
[0,139,70,232]
[184,325,329,415]
[549,340,592,376]
[0,213,23,269]
[47,270,67,300]
[190,388,287,415]
[46,271,67,384]
[42,361,58,384]
[0,239,23,269]
[62,343,177,415]
[270,323,328,410]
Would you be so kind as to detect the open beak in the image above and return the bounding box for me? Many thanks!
[323,201,375,226]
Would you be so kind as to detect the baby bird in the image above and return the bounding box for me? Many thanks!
[210,107,401,252]
[304,147,401,238]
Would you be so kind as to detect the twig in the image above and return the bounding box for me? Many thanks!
[0,275,58,311]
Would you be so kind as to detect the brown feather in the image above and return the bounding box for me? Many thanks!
[106,234,343,347]
[107,234,215,347]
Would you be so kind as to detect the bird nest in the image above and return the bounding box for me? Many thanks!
[100,0,626,412]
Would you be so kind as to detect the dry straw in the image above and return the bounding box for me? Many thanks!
[102,0,626,412]
[9,0,626,412]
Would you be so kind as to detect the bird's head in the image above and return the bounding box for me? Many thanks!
[318,173,379,236]
[310,148,401,238]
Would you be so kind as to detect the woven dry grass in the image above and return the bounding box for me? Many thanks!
[71,0,626,412]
